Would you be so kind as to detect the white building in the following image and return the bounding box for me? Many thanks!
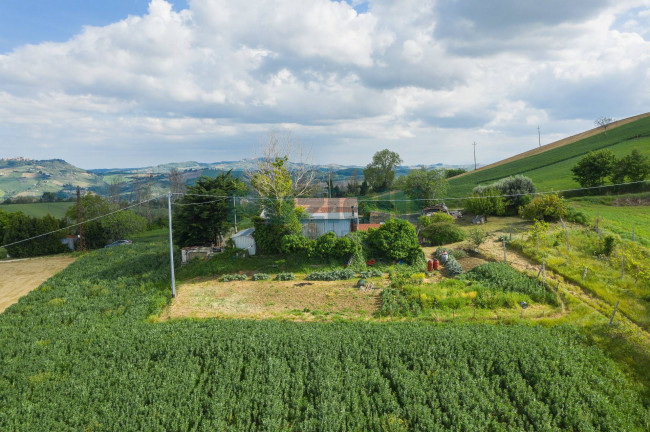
[231,228,257,255]
[295,198,359,239]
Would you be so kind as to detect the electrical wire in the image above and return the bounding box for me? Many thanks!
[0,195,165,249]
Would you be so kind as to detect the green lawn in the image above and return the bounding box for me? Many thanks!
[0,202,73,219]
[448,116,650,197]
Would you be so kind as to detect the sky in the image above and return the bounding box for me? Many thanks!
[0,0,649,169]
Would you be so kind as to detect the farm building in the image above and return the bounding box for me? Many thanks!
[231,228,256,256]
[295,198,359,239]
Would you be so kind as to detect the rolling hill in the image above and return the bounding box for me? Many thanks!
[447,113,650,197]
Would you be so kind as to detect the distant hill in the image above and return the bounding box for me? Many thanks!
[447,112,650,197]
[0,158,105,200]
[1,154,468,201]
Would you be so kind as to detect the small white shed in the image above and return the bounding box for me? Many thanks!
[231,228,256,256]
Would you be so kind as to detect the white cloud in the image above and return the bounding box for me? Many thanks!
[0,0,649,168]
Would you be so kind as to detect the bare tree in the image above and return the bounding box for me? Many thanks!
[595,117,613,135]
[168,168,185,197]
[108,176,124,205]
[246,131,317,202]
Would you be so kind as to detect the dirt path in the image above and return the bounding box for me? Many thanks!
[0,255,76,313]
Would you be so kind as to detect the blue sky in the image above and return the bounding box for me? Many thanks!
[0,0,649,169]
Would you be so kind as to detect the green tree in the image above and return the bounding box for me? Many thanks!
[464,187,505,221]
[611,149,650,183]
[363,149,403,192]
[173,172,247,247]
[359,180,369,196]
[404,168,448,207]
[571,150,616,187]
[66,194,147,249]
[365,218,420,262]
[445,168,466,178]
[2,212,67,258]
[474,175,535,215]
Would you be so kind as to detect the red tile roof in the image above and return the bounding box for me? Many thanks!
[295,198,358,215]
[357,223,382,231]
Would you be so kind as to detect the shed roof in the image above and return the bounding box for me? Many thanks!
[357,223,382,231]
[232,228,255,238]
[295,198,358,219]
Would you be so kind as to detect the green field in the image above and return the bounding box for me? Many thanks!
[568,198,650,246]
[0,202,73,219]
[1,243,648,430]
[448,116,650,197]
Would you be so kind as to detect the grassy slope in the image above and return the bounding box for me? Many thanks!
[0,202,73,218]
[448,115,650,197]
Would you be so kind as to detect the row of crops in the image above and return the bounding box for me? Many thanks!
[1,244,648,431]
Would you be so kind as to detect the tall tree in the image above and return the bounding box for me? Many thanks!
[404,168,448,207]
[363,149,402,192]
[571,150,616,187]
[173,172,247,247]
[611,149,650,183]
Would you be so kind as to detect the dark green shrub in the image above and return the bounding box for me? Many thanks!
[601,235,616,257]
[252,273,270,281]
[365,219,421,263]
[280,234,315,257]
[421,223,465,245]
[221,274,247,282]
[275,273,295,281]
[566,208,589,225]
[359,269,383,278]
[306,269,356,281]
[0,247,7,259]
[315,232,337,258]
[444,256,464,277]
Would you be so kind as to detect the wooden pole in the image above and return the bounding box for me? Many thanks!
[583,266,588,279]
[503,239,507,263]
[621,257,625,279]
[559,216,569,252]
[632,226,635,242]
[542,258,546,286]
[609,300,620,326]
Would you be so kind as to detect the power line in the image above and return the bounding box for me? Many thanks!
[170,179,650,202]
[0,195,165,250]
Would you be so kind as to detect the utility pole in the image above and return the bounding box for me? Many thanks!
[233,196,238,233]
[538,125,541,147]
[167,192,176,298]
[473,141,477,170]
[76,187,85,251]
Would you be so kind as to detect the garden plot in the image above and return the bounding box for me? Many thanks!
[165,277,384,320]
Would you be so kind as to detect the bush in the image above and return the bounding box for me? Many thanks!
[252,273,270,281]
[467,227,488,248]
[365,219,421,263]
[420,223,466,246]
[600,235,616,257]
[359,269,383,278]
[410,273,426,285]
[475,175,536,215]
[280,234,315,257]
[221,274,247,282]
[275,273,295,281]
[566,208,589,225]
[519,193,568,222]
[0,247,7,259]
[315,232,337,258]
[306,269,356,281]
[444,256,464,277]
[434,247,466,260]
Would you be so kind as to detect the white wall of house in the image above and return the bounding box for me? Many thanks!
[301,219,354,239]
[232,228,256,255]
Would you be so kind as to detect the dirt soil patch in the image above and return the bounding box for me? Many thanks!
[164,277,384,321]
[0,255,76,313]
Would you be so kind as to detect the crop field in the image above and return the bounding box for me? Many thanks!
[1,243,649,430]
[447,115,650,197]
[0,202,73,219]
